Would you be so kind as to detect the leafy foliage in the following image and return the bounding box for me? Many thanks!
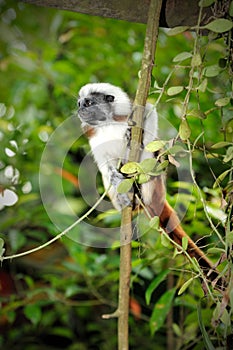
[0,0,232,349]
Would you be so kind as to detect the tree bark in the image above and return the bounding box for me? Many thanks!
[118,0,163,349]
[21,0,215,27]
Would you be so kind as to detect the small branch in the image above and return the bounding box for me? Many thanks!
[102,309,121,319]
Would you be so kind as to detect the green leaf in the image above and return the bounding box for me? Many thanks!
[139,158,157,173]
[204,64,222,77]
[0,238,5,258]
[198,78,208,92]
[215,97,230,107]
[172,51,192,63]
[150,288,176,335]
[223,146,233,163]
[120,162,139,174]
[161,232,171,247]
[211,141,232,149]
[182,236,188,251]
[203,19,233,33]
[24,304,42,325]
[149,216,160,230]
[230,1,233,16]
[187,109,206,119]
[145,140,167,152]
[197,304,215,350]
[137,173,150,184]
[154,160,169,174]
[213,169,232,188]
[117,178,133,193]
[165,145,186,156]
[179,119,191,140]
[199,0,215,7]
[191,53,202,67]
[167,26,189,36]
[178,277,194,295]
[145,269,170,305]
[0,103,6,117]
[167,86,184,96]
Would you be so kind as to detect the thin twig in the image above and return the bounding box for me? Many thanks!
[1,188,109,261]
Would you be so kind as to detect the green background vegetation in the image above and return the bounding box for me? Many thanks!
[0,1,232,349]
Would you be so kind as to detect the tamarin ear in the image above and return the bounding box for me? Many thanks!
[105,95,115,102]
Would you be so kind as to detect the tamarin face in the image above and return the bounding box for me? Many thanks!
[78,92,115,126]
[77,83,132,126]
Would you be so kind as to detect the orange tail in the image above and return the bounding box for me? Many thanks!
[145,177,219,282]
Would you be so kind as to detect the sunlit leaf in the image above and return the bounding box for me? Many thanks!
[167,86,184,96]
[165,145,186,156]
[213,169,232,188]
[198,78,208,92]
[215,97,230,107]
[179,119,191,140]
[139,158,157,173]
[117,178,134,193]
[182,236,188,251]
[191,53,202,67]
[211,141,232,149]
[155,160,169,173]
[203,19,233,33]
[145,140,167,152]
[137,173,150,184]
[0,238,5,258]
[204,64,222,77]
[223,146,233,163]
[149,216,160,230]
[187,109,206,119]
[121,162,139,174]
[173,51,192,62]
[161,232,171,247]
[167,26,189,36]
[178,277,194,295]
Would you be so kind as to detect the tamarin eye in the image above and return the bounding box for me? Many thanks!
[105,95,115,103]
[84,99,93,107]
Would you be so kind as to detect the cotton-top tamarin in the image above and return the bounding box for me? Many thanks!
[77,82,219,282]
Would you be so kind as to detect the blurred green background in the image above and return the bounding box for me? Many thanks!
[0,1,232,349]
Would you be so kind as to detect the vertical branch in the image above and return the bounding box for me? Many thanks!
[118,207,133,350]
[118,1,163,349]
[130,0,163,162]
[166,269,175,350]
[102,2,162,349]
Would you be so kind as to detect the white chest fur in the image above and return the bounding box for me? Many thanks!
[89,123,128,170]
